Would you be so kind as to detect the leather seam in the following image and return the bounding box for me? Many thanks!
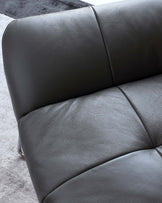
[59,0,90,7]
[42,147,152,203]
[91,6,116,85]
[117,86,155,147]
[155,148,162,157]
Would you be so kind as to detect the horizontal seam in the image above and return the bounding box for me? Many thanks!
[59,0,91,7]
[156,144,162,148]
[18,74,162,123]
[117,86,155,148]
[42,147,152,203]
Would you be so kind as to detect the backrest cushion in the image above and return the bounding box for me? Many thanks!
[3,0,162,119]
[2,7,112,119]
[94,0,162,84]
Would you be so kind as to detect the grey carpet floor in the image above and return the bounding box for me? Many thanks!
[0,0,90,18]
[0,14,38,202]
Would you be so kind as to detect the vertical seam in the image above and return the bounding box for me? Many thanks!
[118,86,155,148]
[155,148,162,157]
[91,6,116,85]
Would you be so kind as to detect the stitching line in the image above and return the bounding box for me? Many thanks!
[42,147,152,203]
[118,86,155,147]
[155,148,162,157]
[91,6,116,85]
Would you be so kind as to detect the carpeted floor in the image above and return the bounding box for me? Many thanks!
[0,0,90,18]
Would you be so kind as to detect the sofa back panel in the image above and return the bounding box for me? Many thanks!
[2,7,112,119]
[94,0,162,85]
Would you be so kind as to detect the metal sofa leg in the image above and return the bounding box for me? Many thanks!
[18,137,25,159]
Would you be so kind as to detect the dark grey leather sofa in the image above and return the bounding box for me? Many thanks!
[2,0,162,202]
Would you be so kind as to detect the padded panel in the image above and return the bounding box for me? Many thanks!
[94,0,162,85]
[120,74,162,147]
[2,7,112,119]
[18,86,153,202]
[44,149,162,203]
[2,1,162,202]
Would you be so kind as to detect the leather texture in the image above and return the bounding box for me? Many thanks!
[2,0,162,202]
[94,0,162,85]
[18,75,162,203]
[2,7,112,119]
[44,149,162,203]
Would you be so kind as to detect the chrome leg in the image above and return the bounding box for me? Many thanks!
[18,137,25,159]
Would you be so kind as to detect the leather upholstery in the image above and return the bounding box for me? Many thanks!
[2,7,112,119]
[94,0,162,84]
[44,149,162,203]
[2,0,162,202]
[18,75,162,203]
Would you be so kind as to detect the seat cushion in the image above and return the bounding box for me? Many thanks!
[120,74,162,146]
[18,74,162,202]
[44,149,162,203]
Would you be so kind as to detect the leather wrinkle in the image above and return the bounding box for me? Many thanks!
[117,86,155,148]
[42,147,155,203]
[91,6,116,85]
